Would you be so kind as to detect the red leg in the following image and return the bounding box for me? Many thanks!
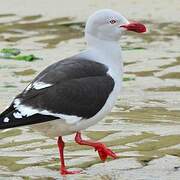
[57,136,81,175]
[75,132,118,161]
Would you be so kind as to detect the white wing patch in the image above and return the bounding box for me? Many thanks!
[17,105,39,117]
[25,82,52,92]
[40,110,82,124]
[25,84,32,91]
[13,112,23,119]
[15,104,82,124]
[13,99,21,108]
[3,117,10,123]
[33,82,52,90]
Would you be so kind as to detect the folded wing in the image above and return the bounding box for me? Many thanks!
[0,56,114,129]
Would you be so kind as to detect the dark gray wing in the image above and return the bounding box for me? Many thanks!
[0,56,114,129]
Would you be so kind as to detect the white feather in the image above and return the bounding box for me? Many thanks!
[33,82,52,90]
[40,110,82,124]
[16,105,82,124]
[13,112,23,119]
[25,84,32,91]
[13,98,21,108]
[17,105,39,117]
[3,117,10,123]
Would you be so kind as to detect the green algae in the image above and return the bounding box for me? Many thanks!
[0,129,22,139]
[124,61,136,66]
[14,69,37,76]
[160,72,180,79]
[0,156,58,172]
[132,135,180,152]
[3,84,17,88]
[161,148,180,157]
[85,131,116,141]
[0,139,42,148]
[123,77,136,81]
[99,175,113,180]
[0,14,15,18]
[159,57,180,69]
[126,70,159,77]
[122,47,146,51]
[123,135,180,165]
[22,15,42,21]
[145,86,180,92]
[105,132,157,148]
[104,118,114,124]
[137,156,155,166]
[20,80,32,83]
[0,48,20,56]
[0,156,27,171]
[14,54,41,61]
[0,48,41,61]
[117,107,180,123]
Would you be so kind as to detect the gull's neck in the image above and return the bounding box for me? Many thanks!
[85,33,122,64]
[82,33,123,74]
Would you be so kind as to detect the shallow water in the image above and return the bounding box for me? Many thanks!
[0,0,180,179]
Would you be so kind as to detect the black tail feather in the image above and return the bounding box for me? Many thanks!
[0,108,57,129]
[0,105,15,118]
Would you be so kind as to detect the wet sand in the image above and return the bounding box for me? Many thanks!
[0,0,180,179]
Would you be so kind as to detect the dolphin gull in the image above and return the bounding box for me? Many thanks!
[0,9,146,175]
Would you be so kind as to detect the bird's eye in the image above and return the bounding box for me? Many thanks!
[109,20,117,24]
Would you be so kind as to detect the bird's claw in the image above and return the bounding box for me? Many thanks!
[95,143,118,161]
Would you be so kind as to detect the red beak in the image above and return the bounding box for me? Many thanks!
[120,22,146,33]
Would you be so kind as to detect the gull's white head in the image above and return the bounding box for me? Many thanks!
[85,9,146,42]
